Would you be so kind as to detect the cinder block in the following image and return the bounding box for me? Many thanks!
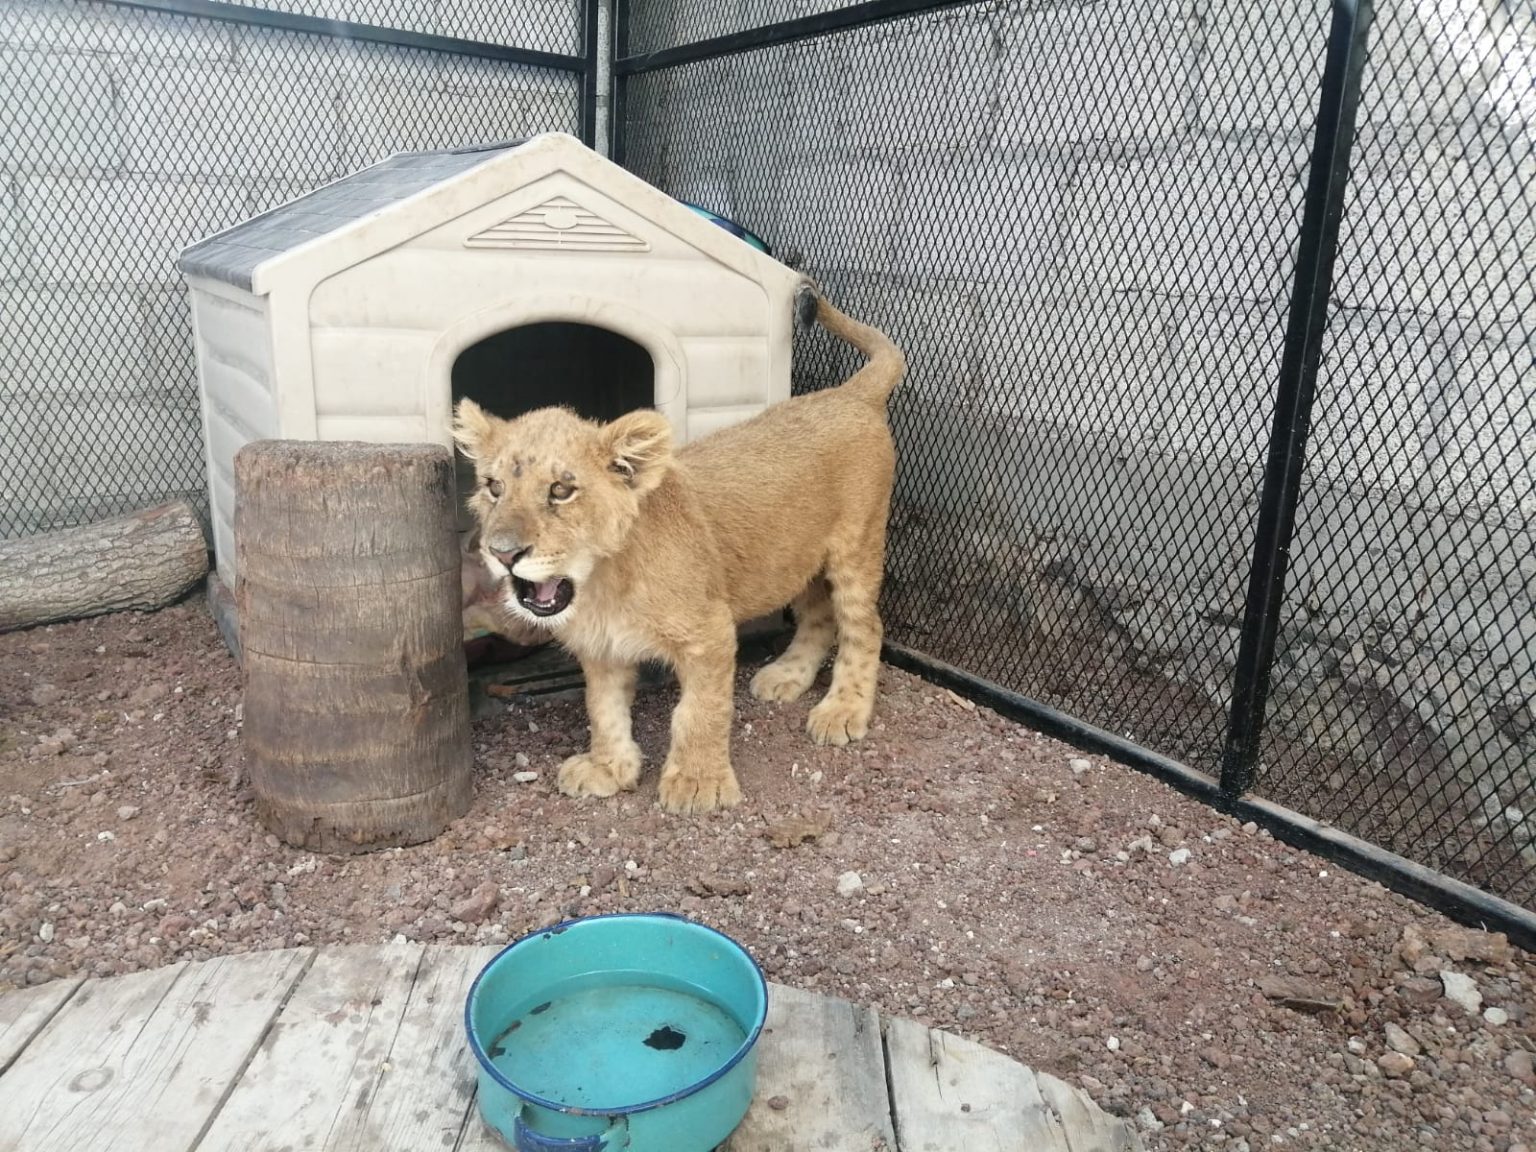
[0,182,24,282]
[979,289,1180,449]
[0,0,233,62]
[1434,320,1536,514]
[0,286,153,397]
[20,175,250,283]
[893,154,1068,282]
[120,57,344,180]
[994,0,1195,148]
[779,157,895,269]
[1333,146,1536,324]
[830,14,997,157]
[342,54,580,169]
[1163,297,1289,464]
[1067,140,1307,302]
[0,51,121,174]
[1195,0,1329,136]
[41,393,204,515]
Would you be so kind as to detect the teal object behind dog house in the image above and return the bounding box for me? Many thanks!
[465,913,768,1150]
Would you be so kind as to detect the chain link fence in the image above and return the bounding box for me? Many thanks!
[616,0,1536,922]
[1,0,590,540]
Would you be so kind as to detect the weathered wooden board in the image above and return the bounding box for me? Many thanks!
[0,949,312,1152]
[199,942,431,1151]
[725,982,896,1151]
[0,976,81,1074]
[885,1016,1142,1152]
[330,945,497,1151]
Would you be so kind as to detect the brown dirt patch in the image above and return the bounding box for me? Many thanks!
[1,601,1533,1150]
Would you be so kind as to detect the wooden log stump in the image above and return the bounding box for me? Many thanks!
[234,441,473,852]
[0,500,208,633]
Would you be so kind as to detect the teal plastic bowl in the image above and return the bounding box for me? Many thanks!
[465,913,768,1151]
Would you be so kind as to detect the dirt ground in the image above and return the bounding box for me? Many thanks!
[2,600,1534,1152]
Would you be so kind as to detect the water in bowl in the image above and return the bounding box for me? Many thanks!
[487,972,748,1112]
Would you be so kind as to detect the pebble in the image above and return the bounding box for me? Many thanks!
[451,882,501,925]
[116,805,140,821]
[1377,1051,1415,1078]
[109,901,128,918]
[1069,758,1090,777]
[1106,1036,1120,1051]
[512,772,539,784]
[836,871,864,897]
[514,752,531,769]
[1384,1022,1420,1056]
[1168,848,1191,867]
[1505,1049,1534,1082]
[38,922,54,943]
[1483,1006,1509,1026]
[1441,970,1483,1016]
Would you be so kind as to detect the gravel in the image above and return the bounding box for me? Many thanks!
[2,601,1535,1150]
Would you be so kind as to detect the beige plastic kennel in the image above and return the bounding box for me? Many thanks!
[177,132,805,590]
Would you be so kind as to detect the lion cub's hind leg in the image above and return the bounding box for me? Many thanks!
[749,578,836,704]
[806,538,885,747]
[558,660,643,798]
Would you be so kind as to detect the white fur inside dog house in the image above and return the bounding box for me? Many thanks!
[177,132,804,589]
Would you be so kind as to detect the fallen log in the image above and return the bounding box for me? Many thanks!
[0,500,208,633]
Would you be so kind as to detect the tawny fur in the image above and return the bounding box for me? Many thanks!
[453,294,905,814]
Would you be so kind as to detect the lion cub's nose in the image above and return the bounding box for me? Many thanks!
[488,542,526,569]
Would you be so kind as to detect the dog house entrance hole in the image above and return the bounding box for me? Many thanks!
[451,322,655,524]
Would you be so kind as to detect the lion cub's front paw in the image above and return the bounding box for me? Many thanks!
[749,659,817,704]
[557,746,641,799]
[807,694,872,747]
[658,764,743,815]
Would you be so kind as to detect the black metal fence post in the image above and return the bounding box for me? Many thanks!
[610,0,630,164]
[580,0,602,146]
[1220,0,1376,796]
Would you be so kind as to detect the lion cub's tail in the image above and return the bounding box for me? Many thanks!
[815,294,906,409]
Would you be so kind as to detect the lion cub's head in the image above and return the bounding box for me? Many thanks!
[451,399,674,627]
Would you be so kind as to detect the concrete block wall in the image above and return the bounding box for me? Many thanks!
[0,0,581,538]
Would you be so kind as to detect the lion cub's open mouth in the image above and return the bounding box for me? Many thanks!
[513,575,575,618]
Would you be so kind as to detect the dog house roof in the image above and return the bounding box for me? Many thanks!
[176,133,799,298]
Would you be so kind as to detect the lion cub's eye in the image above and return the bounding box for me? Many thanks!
[485,478,504,499]
[549,480,576,505]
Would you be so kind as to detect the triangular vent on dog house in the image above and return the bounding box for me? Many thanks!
[466,196,649,252]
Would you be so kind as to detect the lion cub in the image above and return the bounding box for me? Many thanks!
[453,291,904,814]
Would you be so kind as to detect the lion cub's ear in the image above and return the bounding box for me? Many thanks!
[604,409,674,495]
[452,398,495,461]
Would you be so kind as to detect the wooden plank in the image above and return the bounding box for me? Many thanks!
[0,977,83,1074]
[0,949,313,1152]
[725,981,896,1152]
[884,1017,1142,1152]
[200,941,435,1151]
[1035,1071,1145,1152]
[332,944,497,1151]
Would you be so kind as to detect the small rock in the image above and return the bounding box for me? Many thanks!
[116,805,140,821]
[1483,1006,1509,1026]
[1157,825,1183,847]
[1135,955,1154,973]
[527,720,540,733]
[1504,1048,1534,1083]
[38,922,54,943]
[1429,926,1512,965]
[158,914,194,937]
[1440,970,1482,1016]
[452,882,501,925]
[512,772,539,784]
[766,1095,789,1112]
[1168,848,1191,867]
[1069,758,1090,777]
[1384,1022,1420,1056]
[30,683,61,707]
[1106,1036,1120,1051]
[1377,1051,1415,1078]
[1347,1038,1367,1055]
[513,752,531,769]
[97,831,115,842]
[109,901,128,918]
[1136,1106,1164,1132]
[1074,837,1098,854]
[836,871,864,897]
[590,865,617,892]
[1127,836,1154,855]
